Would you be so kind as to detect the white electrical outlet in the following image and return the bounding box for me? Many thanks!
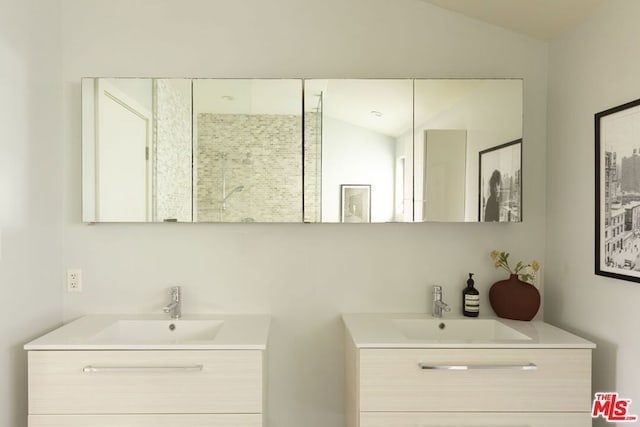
[67,269,82,292]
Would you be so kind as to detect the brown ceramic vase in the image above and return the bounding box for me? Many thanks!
[489,274,540,321]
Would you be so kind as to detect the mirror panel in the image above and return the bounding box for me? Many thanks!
[192,79,302,223]
[303,79,415,223]
[82,78,162,222]
[413,79,523,222]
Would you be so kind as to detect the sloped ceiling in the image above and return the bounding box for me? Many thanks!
[420,0,605,41]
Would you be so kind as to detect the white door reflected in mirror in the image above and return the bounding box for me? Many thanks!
[95,79,152,222]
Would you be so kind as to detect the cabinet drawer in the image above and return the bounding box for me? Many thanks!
[29,414,262,426]
[360,412,592,427]
[359,348,591,412]
[29,350,263,414]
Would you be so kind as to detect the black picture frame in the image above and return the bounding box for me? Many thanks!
[340,184,371,223]
[595,97,640,283]
[478,139,522,222]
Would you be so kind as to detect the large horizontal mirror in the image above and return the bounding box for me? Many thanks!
[82,78,302,222]
[303,78,523,223]
[82,78,522,223]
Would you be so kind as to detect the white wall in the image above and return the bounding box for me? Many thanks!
[0,0,64,426]
[322,117,395,222]
[56,1,548,426]
[546,0,640,423]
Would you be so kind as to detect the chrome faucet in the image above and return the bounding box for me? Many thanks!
[432,285,451,318]
[163,286,182,319]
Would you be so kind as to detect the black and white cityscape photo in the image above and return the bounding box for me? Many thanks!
[596,99,640,282]
[479,139,522,223]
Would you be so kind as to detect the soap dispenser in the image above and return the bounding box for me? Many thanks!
[462,273,479,317]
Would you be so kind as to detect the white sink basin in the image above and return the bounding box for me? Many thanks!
[23,314,270,350]
[90,319,224,344]
[392,318,532,341]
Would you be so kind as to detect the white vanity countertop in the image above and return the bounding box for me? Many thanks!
[24,313,271,350]
[342,313,596,349]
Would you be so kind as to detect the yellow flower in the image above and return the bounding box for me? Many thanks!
[531,261,540,272]
[490,250,499,261]
[494,260,502,269]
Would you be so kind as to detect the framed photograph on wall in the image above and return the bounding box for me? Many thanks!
[595,97,640,283]
[478,139,522,222]
[340,184,371,223]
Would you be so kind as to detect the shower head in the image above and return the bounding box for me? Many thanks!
[223,185,244,202]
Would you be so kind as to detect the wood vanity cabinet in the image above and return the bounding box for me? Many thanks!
[345,336,593,427]
[27,350,266,427]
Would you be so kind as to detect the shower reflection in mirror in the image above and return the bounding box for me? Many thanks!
[305,78,523,223]
[82,78,303,223]
[193,79,302,223]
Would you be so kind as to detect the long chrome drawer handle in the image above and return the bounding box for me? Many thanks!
[418,362,538,371]
[82,365,204,373]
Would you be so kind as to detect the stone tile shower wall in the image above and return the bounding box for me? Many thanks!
[196,113,303,222]
[154,79,193,222]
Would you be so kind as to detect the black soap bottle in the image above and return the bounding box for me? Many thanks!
[462,273,480,317]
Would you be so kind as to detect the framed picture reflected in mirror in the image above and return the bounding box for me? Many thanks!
[340,184,371,223]
[478,139,522,223]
